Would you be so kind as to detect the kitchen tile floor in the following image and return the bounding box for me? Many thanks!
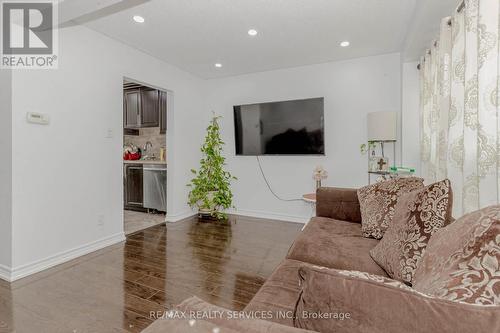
[124,210,166,235]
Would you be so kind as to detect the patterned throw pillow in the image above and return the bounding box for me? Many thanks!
[413,205,500,305]
[333,269,421,293]
[357,177,424,239]
[294,264,500,333]
[370,179,453,284]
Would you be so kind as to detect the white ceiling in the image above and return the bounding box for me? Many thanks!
[403,0,460,61]
[65,0,458,79]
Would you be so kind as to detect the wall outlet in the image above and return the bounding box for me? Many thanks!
[105,128,113,138]
[97,214,105,227]
[27,112,50,125]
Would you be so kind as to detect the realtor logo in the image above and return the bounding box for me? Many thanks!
[1,0,58,69]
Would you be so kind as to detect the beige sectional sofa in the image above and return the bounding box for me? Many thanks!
[143,187,500,333]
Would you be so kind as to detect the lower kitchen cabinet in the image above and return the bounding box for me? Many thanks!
[124,164,144,210]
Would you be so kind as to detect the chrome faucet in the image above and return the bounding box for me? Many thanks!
[142,141,156,160]
[144,141,153,152]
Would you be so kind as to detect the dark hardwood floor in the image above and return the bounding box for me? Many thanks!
[0,215,302,333]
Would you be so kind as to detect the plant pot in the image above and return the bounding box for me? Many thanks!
[197,191,218,217]
[198,208,214,219]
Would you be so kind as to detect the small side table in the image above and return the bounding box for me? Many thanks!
[302,193,317,230]
[302,193,317,204]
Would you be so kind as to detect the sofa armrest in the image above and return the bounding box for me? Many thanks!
[316,187,361,223]
[295,266,500,333]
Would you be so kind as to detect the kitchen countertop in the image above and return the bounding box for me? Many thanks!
[123,160,167,165]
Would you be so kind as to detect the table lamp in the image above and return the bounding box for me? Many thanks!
[367,111,397,142]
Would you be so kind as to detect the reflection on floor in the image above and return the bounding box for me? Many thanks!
[125,210,165,235]
[0,215,302,332]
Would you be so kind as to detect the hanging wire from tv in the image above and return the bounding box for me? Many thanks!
[256,156,302,202]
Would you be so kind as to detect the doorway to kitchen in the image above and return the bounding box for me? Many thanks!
[122,78,169,235]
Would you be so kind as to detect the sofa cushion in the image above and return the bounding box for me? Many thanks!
[293,265,500,333]
[244,259,304,327]
[357,177,424,239]
[142,296,316,333]
[287,217,388,277]
[413,205,500,305]
[370,179,453,284]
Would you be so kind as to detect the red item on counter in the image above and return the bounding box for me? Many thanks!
[123,149,141,161]
[129,152,141,160]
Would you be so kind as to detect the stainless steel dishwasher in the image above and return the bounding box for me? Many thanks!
[143,164,167,212]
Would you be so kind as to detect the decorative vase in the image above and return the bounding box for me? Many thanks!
[313,166,327,190]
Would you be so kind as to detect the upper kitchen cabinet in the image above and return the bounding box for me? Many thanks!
[123,88,159,129]
[159,90,167,134]
[124,89,140,128]
[140,88,159,127]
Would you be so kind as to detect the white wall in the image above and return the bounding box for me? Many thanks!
[3,28,417,279]
[401,62,421,176]
[206,53,402,222]
[9,25,205,278]
[0,69,12,275]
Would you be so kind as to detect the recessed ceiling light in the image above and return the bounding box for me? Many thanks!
[340,41,350,47]
[214,63,222,68]
[133,15,145,23]
[248,29,258,36]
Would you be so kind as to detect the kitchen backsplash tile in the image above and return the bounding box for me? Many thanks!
[124,127,166,158]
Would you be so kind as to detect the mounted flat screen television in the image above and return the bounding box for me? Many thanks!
[234,97,325,155]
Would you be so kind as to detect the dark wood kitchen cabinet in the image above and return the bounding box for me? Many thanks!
[124,164,144,210]
[123,89,140,128]
[159,90,167,134]
[140,88,159,127]
[123,88,159,129]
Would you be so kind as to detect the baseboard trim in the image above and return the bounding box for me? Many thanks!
[229,209,309,224]
[0,263,11,282]
[8,232,126,282]
[165,209,309,224]
[166,210,196,222]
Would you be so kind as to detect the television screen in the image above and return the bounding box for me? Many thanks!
[234,97,324,155]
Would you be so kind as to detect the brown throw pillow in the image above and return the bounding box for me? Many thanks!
[370,179,453,284]
[357,177,424,239]
[293,265,500,333]
[413,205,500,305]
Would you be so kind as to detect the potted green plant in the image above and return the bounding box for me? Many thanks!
[187,114,236,220]
[360,141,378,155]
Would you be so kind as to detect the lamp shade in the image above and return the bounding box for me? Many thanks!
[367,111,397,141]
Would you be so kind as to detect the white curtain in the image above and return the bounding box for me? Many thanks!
[420,0,500,217]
